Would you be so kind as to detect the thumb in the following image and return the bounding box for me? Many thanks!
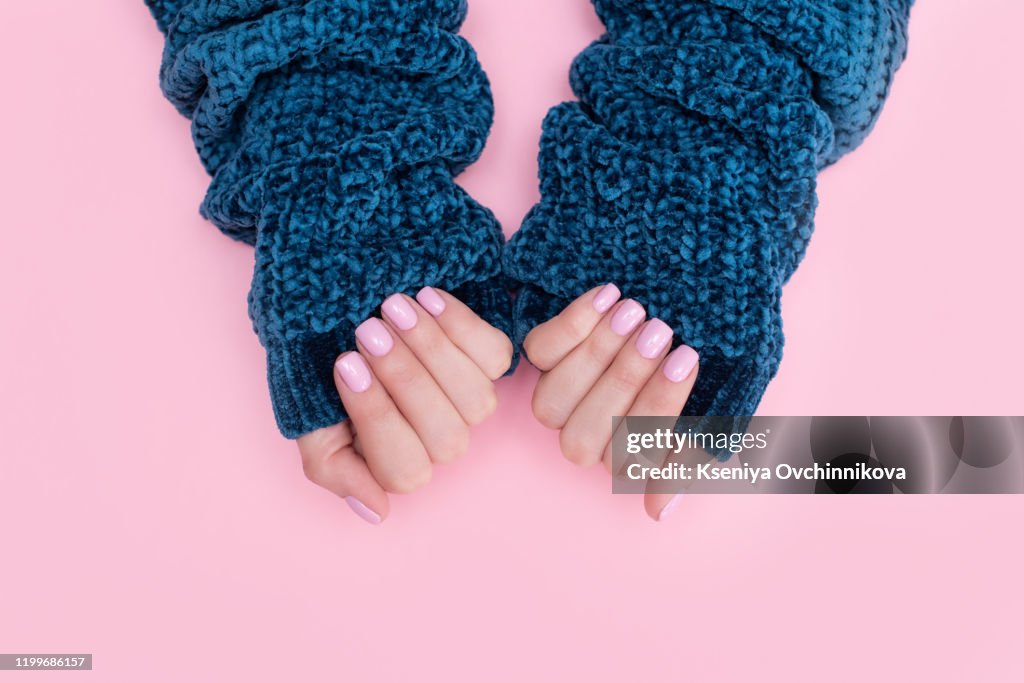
[645,491,683,522]
[297,423,390,525]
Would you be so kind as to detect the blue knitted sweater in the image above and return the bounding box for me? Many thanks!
[146,0,511,437]
[147,0,912,438]
[504,0,913,422]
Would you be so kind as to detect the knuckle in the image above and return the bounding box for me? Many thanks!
[522,333,536,360]
[582,332,620,366]
[412,325,448,359]
[352,397,393,426]
[378,355,422,391]
[430,425,471,463]
[382,462,432,494]
[301,456,325,483]
[647,393,687,417]
[523,335,549,371]
[560,428,600,467]
[532,391,567,430]
[562,312,593,343]
[464,385,498,426]
[606,359,649,396]
[485,358,511,382]
[488,337,514,379]
[445,316,475,343]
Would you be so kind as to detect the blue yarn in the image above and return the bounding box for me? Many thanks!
[145,0,511,437]
[147,0,913,438]
[504,0,913,422]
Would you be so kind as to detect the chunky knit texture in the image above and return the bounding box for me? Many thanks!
[145,0,511,437]
[504,0,913,422]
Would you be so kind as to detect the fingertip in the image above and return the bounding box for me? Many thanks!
[646,493,683,522]
[610,299,646,337]
[334,351,373,393]
[415,286,447,317]
[591,283,621,313]
[345,496,384,525]
[634,317,674,359]
[381,293,418,331]
[662,345,699,383]
[355,318,394,357]
[658,494,684,521]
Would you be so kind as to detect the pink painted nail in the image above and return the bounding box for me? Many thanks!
[355,318,394,357]
[416,286,446,317]
[658,494,684,521]
[610,299,645,336]
[592,283,621,313]
[345,496,382,525]
[382,293,418,331]
[663,345,699,383]
[334,353,372,393]
[635,319,673,359]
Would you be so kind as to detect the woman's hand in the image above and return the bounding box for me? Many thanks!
[524,285,700,521]
[296,288,513,524]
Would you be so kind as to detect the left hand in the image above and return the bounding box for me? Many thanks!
[523,284,700,521]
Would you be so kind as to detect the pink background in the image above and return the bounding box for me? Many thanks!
[2,1,1023,680]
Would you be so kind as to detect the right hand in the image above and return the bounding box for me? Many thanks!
[296,287,513,524]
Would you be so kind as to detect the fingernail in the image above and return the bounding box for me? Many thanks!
[636,318,673,359]
[355,318,394,357]
[345,496,382,525]
[416,286,446,317]
[658,494,683,521]
[663,345,699,383]
[610,299,645,336]
[592,283,621,313]
[335,353,372,393]
[382,293,418,331]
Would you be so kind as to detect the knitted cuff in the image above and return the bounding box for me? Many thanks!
[147,0,510,438]
[505,0,912,420]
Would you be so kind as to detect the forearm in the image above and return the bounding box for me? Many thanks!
[146,0,510,437]
[504,0,913,418]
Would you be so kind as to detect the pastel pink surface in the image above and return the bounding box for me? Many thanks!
[1,1,1022,682]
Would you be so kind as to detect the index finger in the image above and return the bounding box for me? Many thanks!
[522,283,622,371]
[415,287,514,381]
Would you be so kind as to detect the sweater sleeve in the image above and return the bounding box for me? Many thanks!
[145,0,511,438]
[503,0,912,420]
